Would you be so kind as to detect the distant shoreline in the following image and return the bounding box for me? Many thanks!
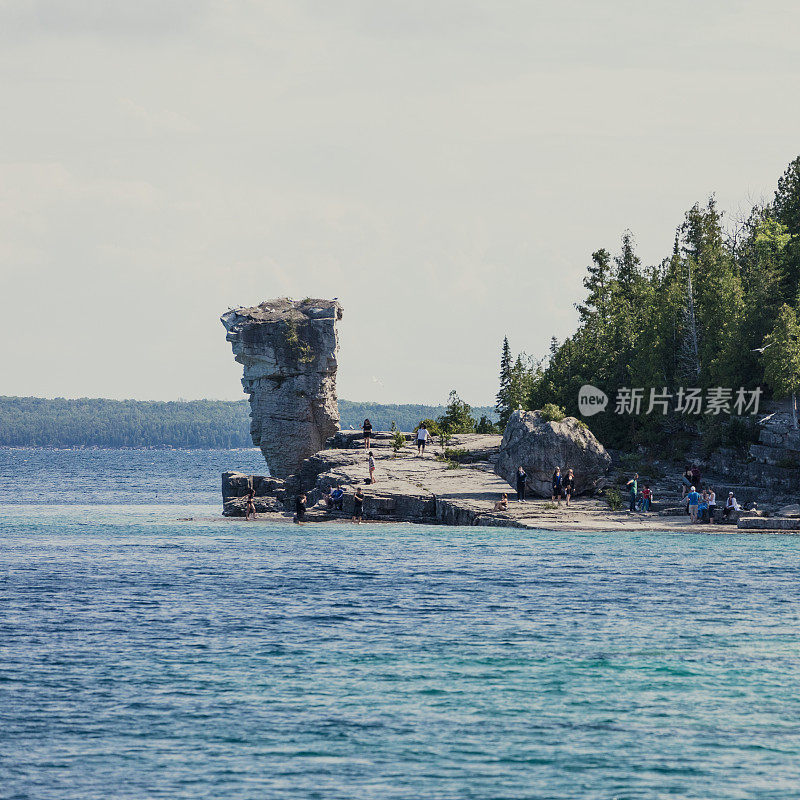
[0,397,496,449]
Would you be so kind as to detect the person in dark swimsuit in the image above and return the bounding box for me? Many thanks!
[516,466,527,502]
[552,467,563,505]
[563,469,575,507]
[352,488,364,523]
[294,493,306,523]
[363,419,372,450]
[245,487,256,520]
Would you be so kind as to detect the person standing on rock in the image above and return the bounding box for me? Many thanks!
[563,469,575,507]
[368,451,376,484]
[686,485,699,523]
[516,466,527,502]
[416,424,431,456]
[245,487,256,520]
[626,473,639,513]
[294,492,307,524]
[363,418,373,450]
[552,467,563,505]
[352,487,364,523]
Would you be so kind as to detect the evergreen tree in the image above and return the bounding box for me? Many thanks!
[763,304,800,429]
[495,336,513,425]
[775,156,800,298]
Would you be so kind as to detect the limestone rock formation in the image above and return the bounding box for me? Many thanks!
[221,298,343,478]
[495,410,611,497]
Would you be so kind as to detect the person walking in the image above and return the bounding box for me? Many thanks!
[362,418,373,450]
[416,423,431,456]
[686,485,700,523]
[516,466,527,502]
[368,451,376,484]
[626,473,639,513]
[563,469,575,507]
[352,487,364,523]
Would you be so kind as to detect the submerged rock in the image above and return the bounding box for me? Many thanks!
[495,410,611,497]
[221,298,343,478]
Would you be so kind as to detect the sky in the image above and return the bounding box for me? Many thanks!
[1,0,798,406]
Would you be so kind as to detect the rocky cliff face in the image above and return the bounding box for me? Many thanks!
[221,298,343,478]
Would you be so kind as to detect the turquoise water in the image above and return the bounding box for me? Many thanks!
[3,502,800,799]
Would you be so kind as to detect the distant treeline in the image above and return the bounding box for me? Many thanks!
[0,396,497,449]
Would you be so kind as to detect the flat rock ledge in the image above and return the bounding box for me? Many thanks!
[221,433,786,532]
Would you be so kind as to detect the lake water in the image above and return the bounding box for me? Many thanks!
[2,449,800,798]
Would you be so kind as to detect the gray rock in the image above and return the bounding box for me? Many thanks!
[777,503,800,517]
[221,298,343,478]
[494,410,611,497]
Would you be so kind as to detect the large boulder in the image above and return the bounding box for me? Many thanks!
[495,410,611,497]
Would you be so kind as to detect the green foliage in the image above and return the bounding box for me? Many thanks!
[498,155,800,451]
[437,390,476,434]
[539,403,566,423]
[0,397,498,449]
[283,317,314,364]
[605,487,623,511]
[443,447,470,463]
[391,428,406,456]
[414,418,442,436]
[435,453,462,469]
[0,396,253,448]
[339,403,494,432]
[763,304,800,400]
[475,415,500,434]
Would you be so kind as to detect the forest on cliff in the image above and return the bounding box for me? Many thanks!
[496,156,800,455]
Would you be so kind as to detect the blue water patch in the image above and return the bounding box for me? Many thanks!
[1,505,800,798]
[0,448,268,505]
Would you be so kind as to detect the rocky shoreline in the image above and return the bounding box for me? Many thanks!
[222,429,798,533]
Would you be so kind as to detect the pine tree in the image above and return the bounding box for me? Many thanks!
[495,336,513,425]
[775,155,800,298]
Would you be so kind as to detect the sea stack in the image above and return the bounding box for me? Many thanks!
[221,298,343,478]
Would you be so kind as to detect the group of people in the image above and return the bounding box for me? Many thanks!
[291,485,367,524]
[509,465,577,507]
[624,473,654,513]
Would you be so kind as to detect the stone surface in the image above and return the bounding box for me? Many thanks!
[777,503,800,518]
[221,298,343,478]
[494,411,611,497]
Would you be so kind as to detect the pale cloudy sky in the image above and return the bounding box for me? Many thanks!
[1,0,798,405]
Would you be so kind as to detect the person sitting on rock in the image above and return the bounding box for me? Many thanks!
[331,486,345,511]
[516,466,527,502]
[245,487,256,521]
[697,491,709,523]
[294,492,307,524]
[494,493,509,512]
[563,469,575,507]
[723,492,740,520]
